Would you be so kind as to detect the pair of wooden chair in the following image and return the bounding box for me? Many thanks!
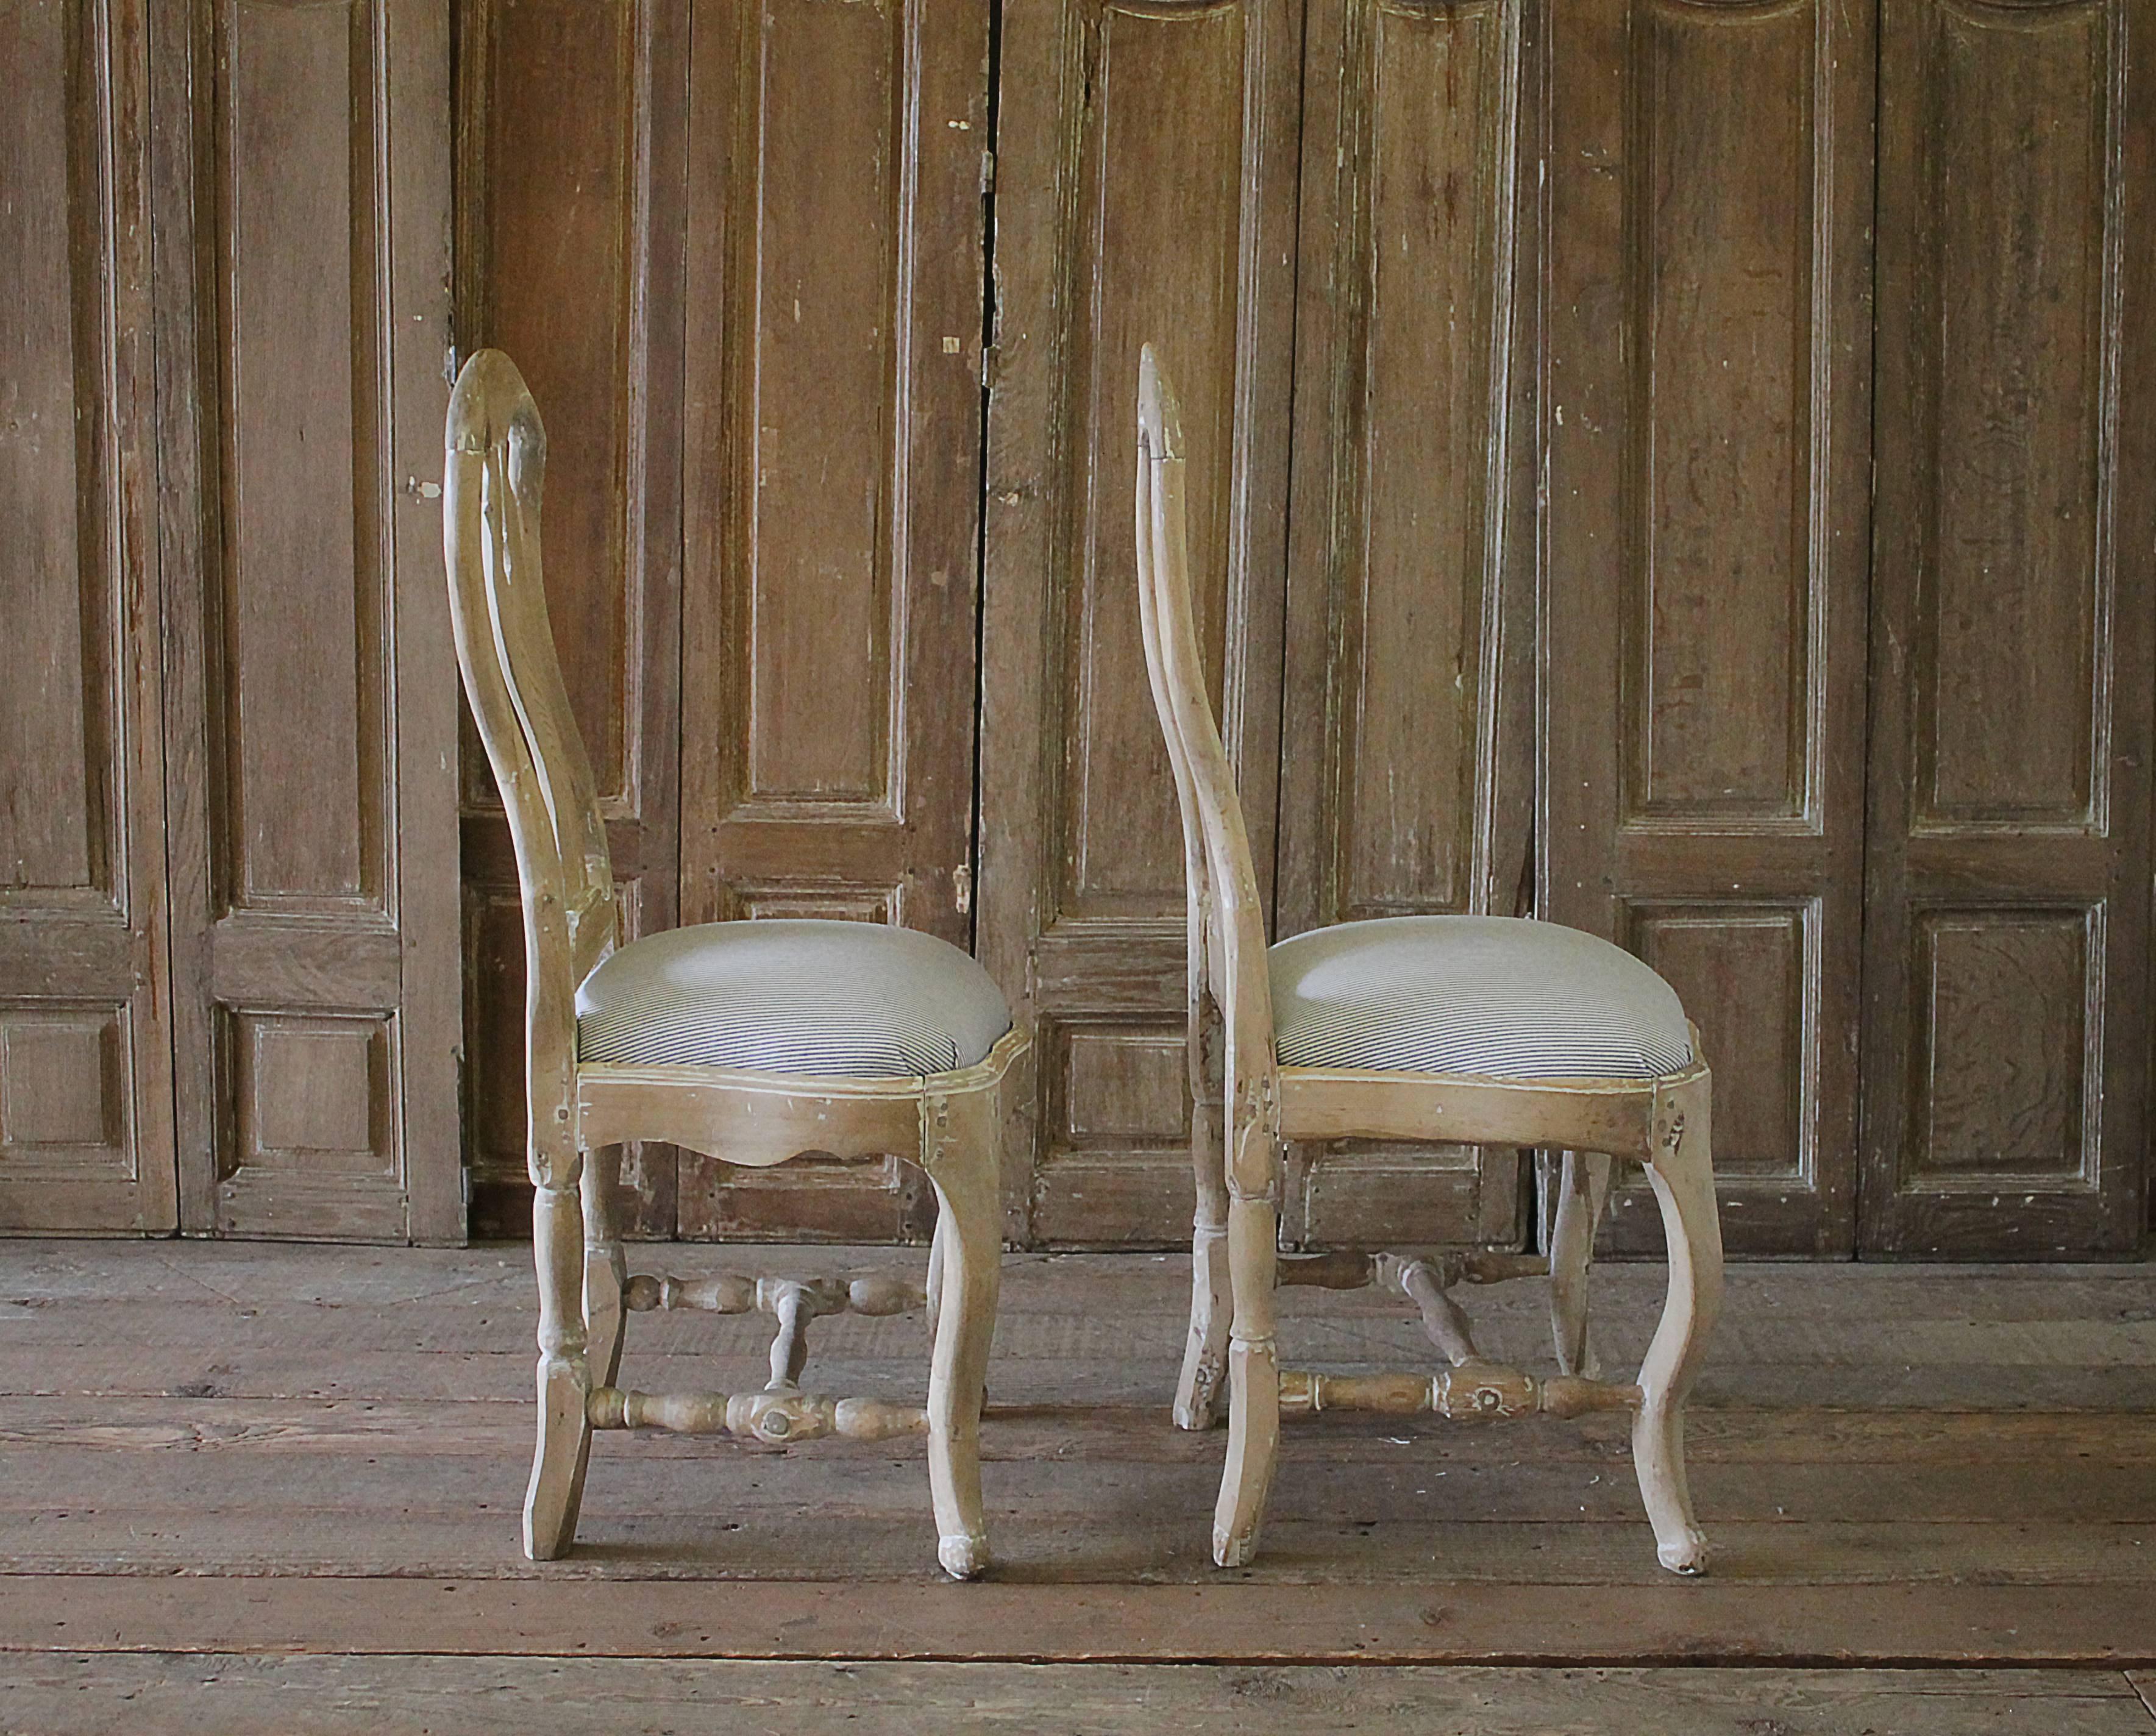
[442,347,1723,1583]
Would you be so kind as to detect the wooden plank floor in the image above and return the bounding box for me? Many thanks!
[2,1240,2154,1733]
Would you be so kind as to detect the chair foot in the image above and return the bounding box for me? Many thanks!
[939,1530,991,1581]
[1655,1522,1712,1576]
[1211,1523,1261,1570]
[1635,1393,1713,1576]
[522,1354,592,1561]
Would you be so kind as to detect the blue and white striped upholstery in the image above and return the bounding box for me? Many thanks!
[1270,916,1693,1082]
[576,920,1013,1078]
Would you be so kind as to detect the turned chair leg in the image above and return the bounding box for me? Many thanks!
[1632,1081,1724,1574]
[582,1143,629,1389]
[1211,1126,1282,1568]
[1549,1149,1615,1378]
[923,1100,1002,1580]
[525,1160,595,1560]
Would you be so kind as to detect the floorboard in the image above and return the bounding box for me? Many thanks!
[3,1658,2152,1736]
[2,1240,2153,1730]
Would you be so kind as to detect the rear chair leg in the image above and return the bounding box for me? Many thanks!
[525,1161,593,1560]
[1175,1000,1230,1431]
[582,1143,628,1388]
[1632,1083,1724,1575]
[1177,1217,1231,1431]
[1549,1149,1614,1378]
[922,1094,1002,1580]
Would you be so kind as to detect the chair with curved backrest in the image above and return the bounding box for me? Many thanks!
[1134,345,1725,1574]
[443,350,1025,1579]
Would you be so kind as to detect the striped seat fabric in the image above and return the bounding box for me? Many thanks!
[576,920,1013,1078]
[1270,915,1693,1082]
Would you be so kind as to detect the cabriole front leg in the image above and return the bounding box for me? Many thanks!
[922,1094,1001,1580]
[1632,1080,1724,1575]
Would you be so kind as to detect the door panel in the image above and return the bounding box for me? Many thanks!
[1861,0,2155,1254]
[155,0,460,1240]
[1543,0,1874,1256]
[980,0,1301,1246]
[1274,0,1537,1250]
[454,0,686,1237]
[0,0,175,1233]
[672,0,992,1239]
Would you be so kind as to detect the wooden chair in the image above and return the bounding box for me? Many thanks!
[1134,346,1725,1574]
[443,350,1025,1579]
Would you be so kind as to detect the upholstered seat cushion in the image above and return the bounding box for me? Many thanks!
[1269,915,1693,1081]
[576,919,1013,1077]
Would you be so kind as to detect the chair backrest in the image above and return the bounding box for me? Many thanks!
[443,351,618,1145]
[1135,347,1278,1128]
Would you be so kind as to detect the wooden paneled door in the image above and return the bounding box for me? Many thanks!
[438,0,2156,1256]
[674,0,995,1240]
[1272,0,1540,1251]
[1543,0,1876,1257]
[978,0,1302,1245]
[453,0,995,1241]
[1860,0,2156,1254]
[454,0,688,1239]
[152,0,462,1240]
[0,0,177,1233]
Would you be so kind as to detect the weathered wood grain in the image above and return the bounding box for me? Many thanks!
[149,0,458,1245]
[1860,0,2156,1256]
[1542,0,1875,1259]
[3,1242,2156,1676]
[5,1574,2156,1668]
[452,0,688,1240]
[976,0,1301,1250]
[1270,0,1541,1253]
[4,1657,2151,1736]
[0,0,174,1238]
